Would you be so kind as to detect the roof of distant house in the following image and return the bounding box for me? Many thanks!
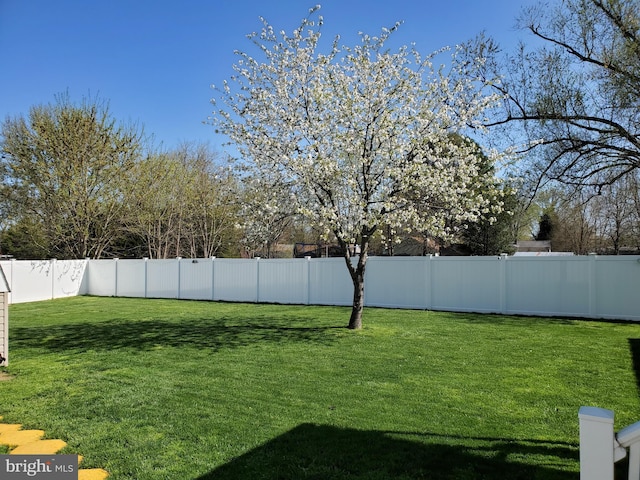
[513,251,574,257]
[515,240,552,252]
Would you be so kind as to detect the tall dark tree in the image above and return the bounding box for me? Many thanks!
[536,212,554,241]
[0,218,50,259]
[461,187,518,255]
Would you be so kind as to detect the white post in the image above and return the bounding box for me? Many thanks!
[499,254,508,314]
[579,406,616,480]
[50,258,57,300]
[615,419,640,480]
[255,257,260,303]
[113,258,119,297]
[628,443,640,480]
[305,256,311,305]
[176,257,182,299]
[210,257,216,301]
[143,258,148,298]
[425,255,433,311]
[588,254,597,318]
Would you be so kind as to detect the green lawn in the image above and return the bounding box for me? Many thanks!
[1,296,639,479]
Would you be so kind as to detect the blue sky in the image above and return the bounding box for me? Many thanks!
[0,0,535,153]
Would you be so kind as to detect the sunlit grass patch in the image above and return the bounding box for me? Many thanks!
[1,296,639,479]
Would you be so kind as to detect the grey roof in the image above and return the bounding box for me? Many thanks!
[0,265,10,292]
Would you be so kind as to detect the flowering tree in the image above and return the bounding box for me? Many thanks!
[237,171,296,258]
[211,6,505,329]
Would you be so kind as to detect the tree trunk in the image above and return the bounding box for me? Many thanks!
[337,227,374,330]
[348,268,365,329]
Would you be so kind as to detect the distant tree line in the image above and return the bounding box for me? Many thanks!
[3,0,640,263]
[0,94,519,260]
[0,94,241,259]
[472,0,640,254]
[532,175,640,255]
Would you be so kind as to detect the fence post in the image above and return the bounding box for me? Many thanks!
[425,255,433,310]
[176,257,182,299]
[143,258,148,298]
[616,419,640,479]
[579,406,616,480]
[255,257,260,303]
[499,254,508,314]
[588,254,597,318]
[305,256,311,305]
[113,258,119,297]
[50,258,56,301]
[210,257,216,301]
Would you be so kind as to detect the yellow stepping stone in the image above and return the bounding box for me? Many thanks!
[77,455,110,479]
[0,419,109,478]
[0,423,22,434]
[79,468,110,480]
[0,429,44,446]
[10,438,67,455]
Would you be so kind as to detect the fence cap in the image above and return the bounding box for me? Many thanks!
[617,420,640,446]
[579,406,614,423]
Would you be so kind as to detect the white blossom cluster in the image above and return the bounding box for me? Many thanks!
[211,5,507,254]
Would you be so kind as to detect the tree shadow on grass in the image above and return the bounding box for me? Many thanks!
[628,339,640,392]
[9,316,343,353]
[198,424,577,480]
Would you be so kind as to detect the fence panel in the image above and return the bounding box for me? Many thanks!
[8,260,56,303]
[85,259,116,297]
[51,259,87,300]
[146,259,180,299]
[365,257,428,309]
[115,259,147,298]
[594,257,640,320]
[505,256,591,317]
[258,259,309,304]
[179,259,214,301]
[308,258,352,306]
[430,257,503,313]
[213,259,259,302]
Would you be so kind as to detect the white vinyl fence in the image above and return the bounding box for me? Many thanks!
[2,255,638,321]
[0,259,88,304]
[0,255,640,320]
